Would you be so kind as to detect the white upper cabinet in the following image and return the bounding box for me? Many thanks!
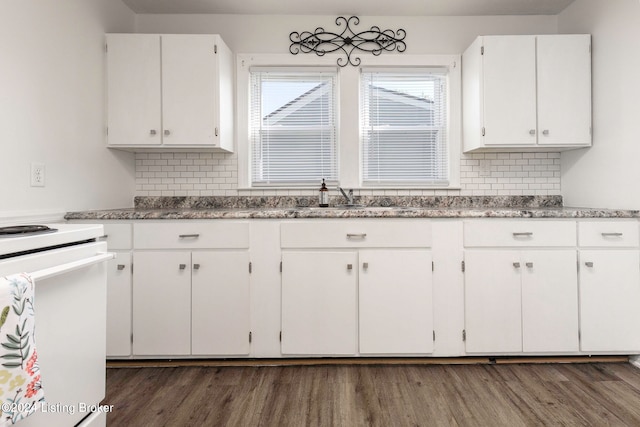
[462,34,591,152]
[106,35,161,147]
[106,34,234,151]
[536,35,592,146]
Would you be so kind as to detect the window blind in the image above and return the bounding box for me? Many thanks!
[250,70,338,185]
[361,70,449,185]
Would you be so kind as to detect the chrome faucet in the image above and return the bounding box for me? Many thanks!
[338,187,354,205]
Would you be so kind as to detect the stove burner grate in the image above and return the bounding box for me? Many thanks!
[0,225,58,236]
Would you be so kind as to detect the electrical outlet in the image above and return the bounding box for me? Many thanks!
[30,163,45,187]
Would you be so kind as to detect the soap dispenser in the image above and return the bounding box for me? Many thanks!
[319,179,329,207]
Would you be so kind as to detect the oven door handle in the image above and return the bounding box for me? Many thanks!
[30,252,115,281]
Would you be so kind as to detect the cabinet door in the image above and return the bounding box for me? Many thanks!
[106,251,132,357]
[359,249,433,354]
[106,34,161,146]
[482,36,537,146]
[521,250,579,352]
[132,251,191,356]
[465,250,522,353]
[281,251,357,355]
[161,35,217,146]
[537,35,591,146]
[191,251,250,355]
[580,250,640,352]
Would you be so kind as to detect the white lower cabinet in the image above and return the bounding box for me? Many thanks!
[99,223,134,358]
[465,250,522,353]
[281,249,433,356]
[465,249,579,354]
[106,251,132,357]
[133,250,250,356]
[99,217,640,359]
[281,251,358,355]
[579,250,640,352]
[520,251,579,353]
[280,220,433,356]
[133,250,250,357]
[133,251,192,356]
[463,220,579,354]
[578,221,640,353]
[191,251,251,355]
[359,249,433,354]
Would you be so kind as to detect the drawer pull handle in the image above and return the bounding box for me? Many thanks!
[513,262,521,268]
[585,262,594,268]
[179,234,200,239]
[601,232,623,237]
[526,262,533,268]
[347,233,367,239]
[513,232,533,237]
[363,262,369,270]
[347,264,353,270]
[117,264,125,271]
[179,264,186,270]
[193,264,200,270]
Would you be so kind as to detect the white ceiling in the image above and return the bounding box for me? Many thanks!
[121,0,577,16]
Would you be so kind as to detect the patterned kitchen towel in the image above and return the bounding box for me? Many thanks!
[0,273,44,426]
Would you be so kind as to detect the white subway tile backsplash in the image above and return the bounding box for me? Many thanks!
[134,151,562,197]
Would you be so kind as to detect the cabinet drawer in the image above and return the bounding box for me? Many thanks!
[134,222,249,249]
[464,220,576,247]
[281,220,431,248]
[578,221,639,248]
[100,223,132,250]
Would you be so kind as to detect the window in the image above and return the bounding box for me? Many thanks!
[360,70,449,185]
[250,70,338,186]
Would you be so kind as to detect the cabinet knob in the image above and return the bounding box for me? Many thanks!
[585,262,594,268]
[179,264,186,270]
[542,130,550,136]
[513,262,521,268]
[526,262,533,268]
[363,262,369,270]
[150,129,157,136]
[347,264,353,270]
[117,264,125,271]
[193,264,200,270]
[529,129,536,136]
[164,130,171,136]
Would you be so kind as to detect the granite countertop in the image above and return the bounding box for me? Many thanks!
[64,195,640,220]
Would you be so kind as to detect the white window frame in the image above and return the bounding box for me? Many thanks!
[236,53,460,190]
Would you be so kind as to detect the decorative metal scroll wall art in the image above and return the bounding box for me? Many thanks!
[289,16,406,67]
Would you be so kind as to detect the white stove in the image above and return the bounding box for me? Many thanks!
[0,223,104,258]
[0,223,112,427]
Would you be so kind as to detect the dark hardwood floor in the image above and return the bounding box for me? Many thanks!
[103,361,640,426]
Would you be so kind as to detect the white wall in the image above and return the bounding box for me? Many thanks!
[0,0,136,220]
[133,14,562,198]
[135,14,558,54]
[559,0,640,209]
